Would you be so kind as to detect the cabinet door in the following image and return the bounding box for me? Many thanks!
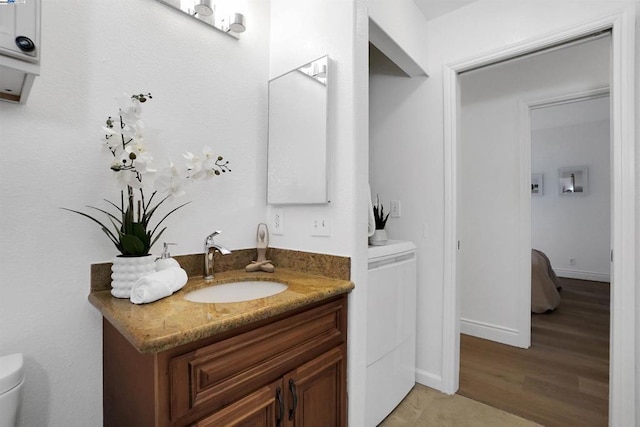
[0,0,39,62]
[284,345,347,427]
[195,379,285,427]
[169,296,347,422]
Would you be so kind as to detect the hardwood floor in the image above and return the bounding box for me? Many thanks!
[458,278,610,427]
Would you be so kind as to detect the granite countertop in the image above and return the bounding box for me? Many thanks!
[89,268,354,355]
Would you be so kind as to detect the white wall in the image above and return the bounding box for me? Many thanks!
[531,97,611,282]
[368,44,441,387]
[268,1,369,425]
[268,0,356,257]
[415,0,639,396]
[0,1,270,425]
[269,2,432,424]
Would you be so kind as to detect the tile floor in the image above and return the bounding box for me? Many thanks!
[378,384,542,426]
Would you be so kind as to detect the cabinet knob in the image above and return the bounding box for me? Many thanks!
[15,36,35,53]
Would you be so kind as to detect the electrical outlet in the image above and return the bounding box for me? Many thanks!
[390,200,401,218]
[569,258,576,266]
[311,218,331,237]
[272,209,284,235]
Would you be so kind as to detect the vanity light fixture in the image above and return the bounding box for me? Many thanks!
[227,13,246,33]
[217,12,246,34]
[296,57,328,85]
[193,0,213,16]
[157,0,246,39]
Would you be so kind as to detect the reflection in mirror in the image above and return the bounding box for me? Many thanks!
[267,56,329,205]
[155,0,246,38]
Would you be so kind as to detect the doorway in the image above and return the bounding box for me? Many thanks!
[441,9,636,426]
[459,88,612,425]
[457,35,610,350]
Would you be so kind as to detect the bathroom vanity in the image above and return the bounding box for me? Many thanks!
[89,250,353,427]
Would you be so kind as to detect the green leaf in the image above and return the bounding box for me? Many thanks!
[60,207,119,242]
[150,201,190,237]
[122,206,135,234]
[131,222,151,251]
[87,206,122,226]
[149,227,167,250]
[100,227,120,249]
[131,222,146,239]
[103,198,125,215]
[142,194,171,226]
[120,234,146,256]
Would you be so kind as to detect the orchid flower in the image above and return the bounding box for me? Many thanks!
[63,91,230,257]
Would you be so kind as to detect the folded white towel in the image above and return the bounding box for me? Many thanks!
[130,267,188,304]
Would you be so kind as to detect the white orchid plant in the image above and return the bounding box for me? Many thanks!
[63,92,230,257]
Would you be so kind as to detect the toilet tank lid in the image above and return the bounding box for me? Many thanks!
[0,353,24,394]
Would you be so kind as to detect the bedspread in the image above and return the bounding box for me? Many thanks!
[531,249,561,313]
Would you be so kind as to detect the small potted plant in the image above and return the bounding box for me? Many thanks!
[369,195,389,246]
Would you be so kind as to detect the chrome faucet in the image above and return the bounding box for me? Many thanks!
[204,230,232,280]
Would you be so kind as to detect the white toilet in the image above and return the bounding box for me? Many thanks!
[0,354,24,427]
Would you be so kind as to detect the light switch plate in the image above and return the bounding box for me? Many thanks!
[272,209,284,235]
[311,218,331,237]
[390,200,401,218]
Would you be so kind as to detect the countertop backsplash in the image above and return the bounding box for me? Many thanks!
[91,248,351,292]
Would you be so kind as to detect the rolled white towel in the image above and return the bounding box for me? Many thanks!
[130,267,188,304]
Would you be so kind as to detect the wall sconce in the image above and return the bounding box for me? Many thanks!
[157,0,246,39]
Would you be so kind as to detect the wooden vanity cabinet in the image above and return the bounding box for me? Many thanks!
[103,294,348,427]
[196,345,346,427]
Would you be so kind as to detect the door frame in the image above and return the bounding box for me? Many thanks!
[520,86,611,285]
[441,6,636,426]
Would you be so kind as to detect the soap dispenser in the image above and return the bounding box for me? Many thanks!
[156,242,180,270]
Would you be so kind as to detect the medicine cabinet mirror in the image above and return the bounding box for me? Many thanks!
[267,55,329,205]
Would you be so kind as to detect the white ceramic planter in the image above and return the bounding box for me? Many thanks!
[369,229,388,246]
[110,254,156,298]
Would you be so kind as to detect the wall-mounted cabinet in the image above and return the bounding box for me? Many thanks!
[267,55,329,205]
[0,0,41,103]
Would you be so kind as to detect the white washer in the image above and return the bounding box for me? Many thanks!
[0,353,24,427]
[366,240,417,426]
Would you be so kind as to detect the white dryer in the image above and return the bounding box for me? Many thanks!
[366,240,417,426]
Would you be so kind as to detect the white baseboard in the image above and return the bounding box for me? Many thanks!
[460,318,527,348]
[415,369,443,392]
[554,268,610,282]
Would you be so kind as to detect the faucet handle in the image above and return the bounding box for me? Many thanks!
[205,230,222,246]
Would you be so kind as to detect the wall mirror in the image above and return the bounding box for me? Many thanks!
[155,0,246,38]
[267,55,329,205]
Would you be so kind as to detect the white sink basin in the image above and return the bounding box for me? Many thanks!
[184,280,288,303]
